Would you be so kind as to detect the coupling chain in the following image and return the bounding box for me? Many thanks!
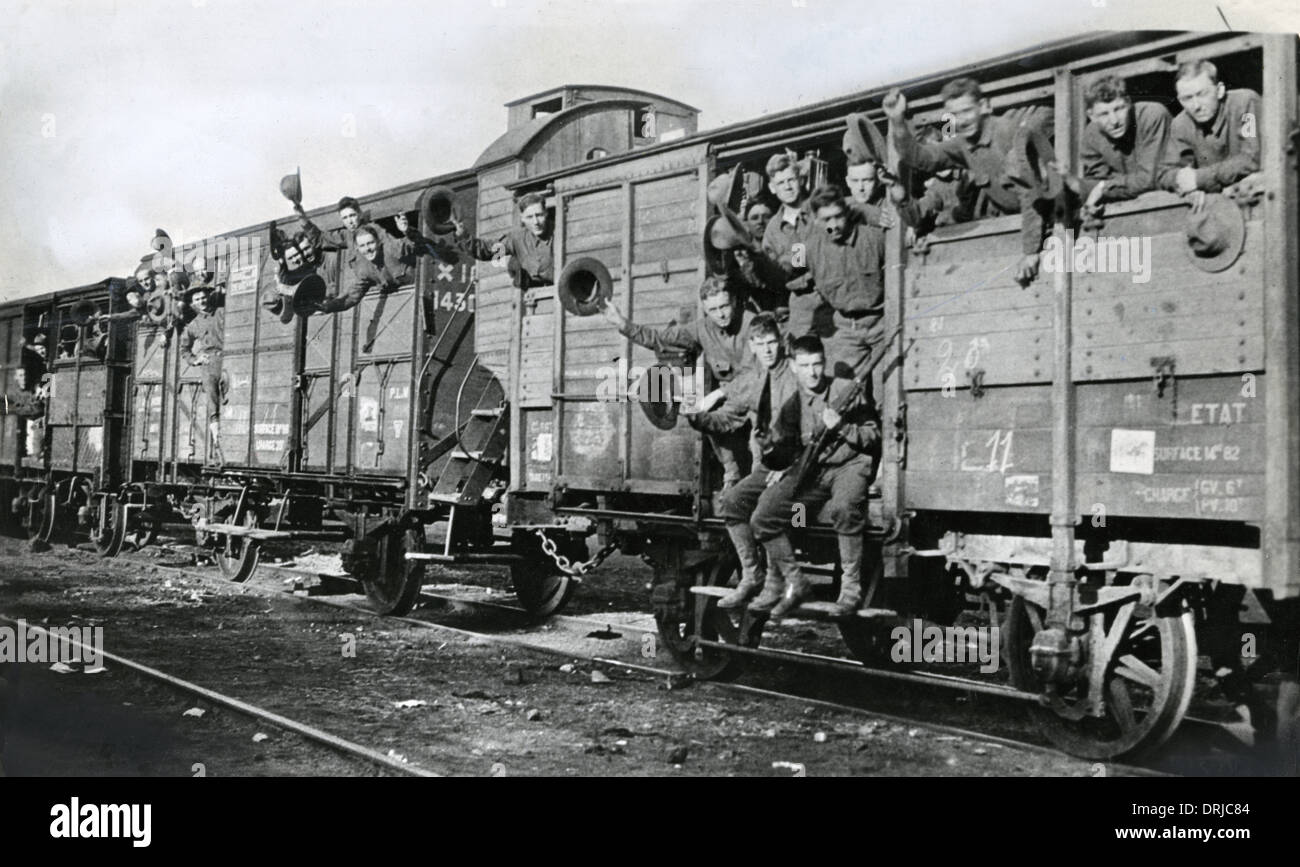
[534,528,617,577]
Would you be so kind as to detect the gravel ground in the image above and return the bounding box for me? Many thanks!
[0,535,1113,776]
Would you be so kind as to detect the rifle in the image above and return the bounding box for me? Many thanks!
[781,323,903,492]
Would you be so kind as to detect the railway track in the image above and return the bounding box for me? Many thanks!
[0,610,441,777]
[93,538,1177,776]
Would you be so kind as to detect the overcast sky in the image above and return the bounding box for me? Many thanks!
[1,0,1296,301]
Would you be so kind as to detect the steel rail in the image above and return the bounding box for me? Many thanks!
[90,543,1170,776]
[0,612,440,778]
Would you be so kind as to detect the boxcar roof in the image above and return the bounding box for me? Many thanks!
[0,276,121,312]
[499,30,1210,188]
[187,166,478,248]
[505,85,698,113]
[474,97,675,170]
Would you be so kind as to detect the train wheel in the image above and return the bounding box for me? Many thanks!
[27,489,58,552]
[0,480,20,538]
[1004,593,1196,760]
[512,567,574,620]
[362,529,425,616]
[90,496,126,558]
[510,531,580,620]
[654,558,758,681]
[214,508,262,582]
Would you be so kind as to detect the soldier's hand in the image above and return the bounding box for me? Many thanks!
[874,207,897,230]
[697,388,725,413]
[1174,166,1199,195]
[882,89,907,122]
[599,298,627,329]
[1082,181,1106,218]
[765,470,786,487]
[1015,253,1041,286]
[1186,190,1207,214]
[822,407,842,430]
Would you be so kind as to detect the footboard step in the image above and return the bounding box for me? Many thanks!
[688,586,733,598]
[789,601,900,621]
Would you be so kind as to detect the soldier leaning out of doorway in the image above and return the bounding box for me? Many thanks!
[179,283,227,442]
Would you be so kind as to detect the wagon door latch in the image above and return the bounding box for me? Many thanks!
[1151,356,1176,399]
[893,402,908,469]
[966,367,986,399]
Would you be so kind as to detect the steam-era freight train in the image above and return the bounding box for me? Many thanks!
[1,30,1296,761]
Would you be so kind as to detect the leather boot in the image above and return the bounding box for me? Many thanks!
[718,524,765,609]
[748,537,789,613]
[766,535,809,619]
[831,534,864,618]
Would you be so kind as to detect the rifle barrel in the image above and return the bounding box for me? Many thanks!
[789,323,903,490]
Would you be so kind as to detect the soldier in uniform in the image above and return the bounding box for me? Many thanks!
[287,197,353,288]
[1158,60,1262,207]
[94,278,147,324]
[132,265,169,328]
[883,77,1053,285]
[760,152,822,337]
[316,224,418,314]
[802,185,886,380]
[459,192,554,289]
[333,196,365,250]
[691,313,800,609]
[896,126,974,245]
[600,276,755,486]
[1078,75,1173,216]
[748,335,882,619]
[264,226,328,323]
[133,265,157,295]
[1,366,45,421]
[180,284,225,440]
[743,199,775,242]
[14,332,49,458]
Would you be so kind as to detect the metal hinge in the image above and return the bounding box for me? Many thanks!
[1151,356,1176,399]
[893,402,908,468]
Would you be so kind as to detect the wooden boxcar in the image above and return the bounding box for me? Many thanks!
[0,279,132,545]
[462,32,1298,758]
[84,173,516,614]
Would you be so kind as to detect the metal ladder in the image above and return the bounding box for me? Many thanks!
[410,359,517,564]
[427,359,507,507]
